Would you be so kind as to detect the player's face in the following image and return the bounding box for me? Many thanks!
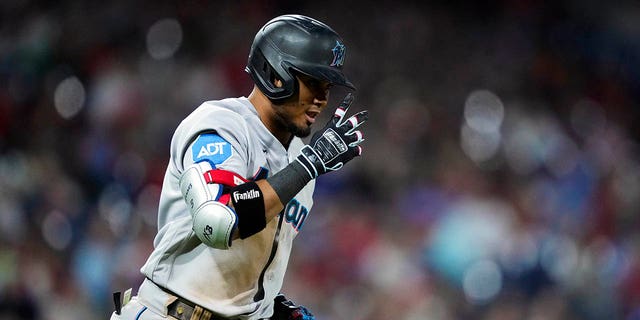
[274,74,331,138]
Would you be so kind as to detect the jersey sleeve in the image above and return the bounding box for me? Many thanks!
[183,132,247,176]
[170,104,253,180]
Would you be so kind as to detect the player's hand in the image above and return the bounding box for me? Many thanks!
[296,93,368,179]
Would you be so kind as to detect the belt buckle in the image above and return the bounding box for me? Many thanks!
[168,300,192,320]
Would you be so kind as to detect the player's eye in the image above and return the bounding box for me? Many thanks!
[304,78,320,89]
[297,73,331,97]
[309,79,331,93]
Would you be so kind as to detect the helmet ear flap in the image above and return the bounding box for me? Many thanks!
[246,48,297,103]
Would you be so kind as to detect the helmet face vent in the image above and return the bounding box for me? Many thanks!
[245,14,355,102]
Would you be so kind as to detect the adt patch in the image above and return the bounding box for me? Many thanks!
[192,133,232,167]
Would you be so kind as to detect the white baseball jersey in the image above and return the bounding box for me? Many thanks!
[140,97,315,319]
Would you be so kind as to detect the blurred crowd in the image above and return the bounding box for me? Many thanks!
[1,1,640,319]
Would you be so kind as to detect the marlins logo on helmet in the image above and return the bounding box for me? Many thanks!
[330,41,346,67]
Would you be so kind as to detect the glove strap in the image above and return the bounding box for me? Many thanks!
[296,146,324,179]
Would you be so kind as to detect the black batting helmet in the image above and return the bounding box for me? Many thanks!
[245,14,355,102]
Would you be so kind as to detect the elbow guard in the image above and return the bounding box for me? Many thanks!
[179,162,240,249]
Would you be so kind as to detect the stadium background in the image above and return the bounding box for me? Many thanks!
[1,1,639,319]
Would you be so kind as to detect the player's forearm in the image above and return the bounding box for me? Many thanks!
[265,160,313,205]
[256,179,288,220]
[230,161,311,240]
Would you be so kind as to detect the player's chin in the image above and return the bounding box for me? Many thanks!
[289,122,312,138]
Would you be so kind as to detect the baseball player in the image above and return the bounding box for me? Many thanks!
[110,14,368,320]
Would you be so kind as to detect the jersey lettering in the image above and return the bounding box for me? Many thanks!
[284,199,308,232]
[192,133,232,166]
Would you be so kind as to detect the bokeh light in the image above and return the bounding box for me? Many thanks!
[53,76,85,119]
[502,116,545,175]
[146,18,183,60]
[98,183,133,237]
[540,234,579,286]
[41,210,73,251]
[464,89,504,134]
[460,123,501,163]
[463,259,503,305]
[460,89,504,164]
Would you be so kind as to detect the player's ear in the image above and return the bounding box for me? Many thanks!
[274,79,283,88]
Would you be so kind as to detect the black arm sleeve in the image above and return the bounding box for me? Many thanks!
[266,160,313,205]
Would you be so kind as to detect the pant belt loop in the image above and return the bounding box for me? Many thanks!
[201,308,213,320]
[191,304,201,320]
[191,305,214,320]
